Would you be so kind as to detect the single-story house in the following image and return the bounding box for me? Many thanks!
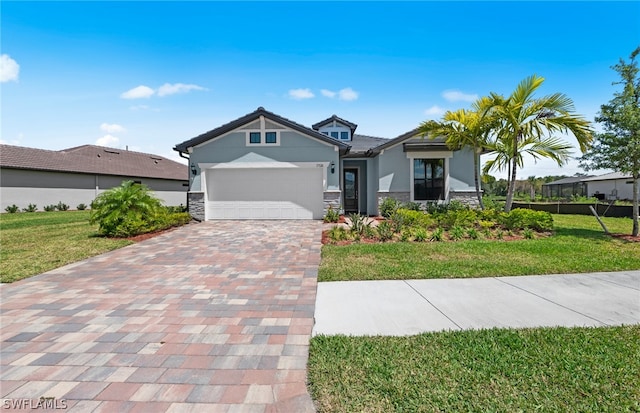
[173,107,478,220]
[542,172,634,201]
[581,172,635,200]
[0,144,188,211]
[541,176,591,199]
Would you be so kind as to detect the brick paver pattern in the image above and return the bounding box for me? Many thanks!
[1,221,322,412]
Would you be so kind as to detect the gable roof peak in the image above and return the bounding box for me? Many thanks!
[311,115,358,133]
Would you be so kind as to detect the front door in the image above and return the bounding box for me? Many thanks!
[344,168,359,213]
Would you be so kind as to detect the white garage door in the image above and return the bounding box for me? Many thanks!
[206,167,324,220]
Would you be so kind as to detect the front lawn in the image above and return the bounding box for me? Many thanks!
[0,211,132,283]
[319,214,640,281]
[308,325,640,412]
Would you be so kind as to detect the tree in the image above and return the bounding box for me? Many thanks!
[489,75,593,212]
[419,97,494,209]
[580,47,640,236]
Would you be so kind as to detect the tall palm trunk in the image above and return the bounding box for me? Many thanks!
[505,136,519,212]
[473,146,485,209]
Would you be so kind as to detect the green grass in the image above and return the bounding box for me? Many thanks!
[0,211,132,283]
[319,214,640,281]
[308,325,640,412]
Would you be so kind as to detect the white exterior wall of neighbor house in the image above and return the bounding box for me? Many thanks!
[587,178,634,200]
[0,168,188,210]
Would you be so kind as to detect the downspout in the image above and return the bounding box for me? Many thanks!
[177,150,191,214]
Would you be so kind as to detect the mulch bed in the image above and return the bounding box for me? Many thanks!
[609,233,640,243]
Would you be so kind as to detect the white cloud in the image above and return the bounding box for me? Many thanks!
[129,105,149,111]
[338,87,359,101]
[96,134,120,147]
[1,54,20,83]
[424,105,445,117]
[442,89,478,103]
[120,85,155,99]
[100,123,126,134]
[321,89,336,98]
[0,132,24,145]
[288,88,315,100]
[157,83,207,97]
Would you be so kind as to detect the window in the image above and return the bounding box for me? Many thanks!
[249,132,261,144]
[414,159,444,201]
[340,131,349,140]
[247,131,279,145]
[330,131,339,139]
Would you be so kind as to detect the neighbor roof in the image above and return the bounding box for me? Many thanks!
[0,144,188,181]
[580,172,632,181]
[174,107,351,154]
[542,176,590,186]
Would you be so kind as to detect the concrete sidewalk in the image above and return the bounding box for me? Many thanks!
[313,271,640,336]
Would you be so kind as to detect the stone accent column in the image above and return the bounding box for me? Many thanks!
[323,191,342,215]
[449,190,480,208]
[187,192,205,221]
[377,192,410,211]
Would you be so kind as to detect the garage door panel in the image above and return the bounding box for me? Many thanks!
[206,167,323,220]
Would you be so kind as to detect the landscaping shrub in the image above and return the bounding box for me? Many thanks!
[436,208,478,229]
[5,204,19,213]
[348,213,371,237]
[413,227,429,242]
[323,206,340,223]
[449,225,465,241]
[401,201,422,211]
[430,227,444,242]
[43,204,57,212]
[380,197,400,218]
[56,202,69,211]
[22,204,37,212]
[90,180,188,237]
[326,226,349,243]
[501,208,554,231]
[392,209,432,228]
[76,203,87,210]
[376,220,395,241]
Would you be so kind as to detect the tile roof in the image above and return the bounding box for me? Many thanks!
[0,144,188,181]
[347,134,390,154]
[312,115,358,134]
[174,107,350,153]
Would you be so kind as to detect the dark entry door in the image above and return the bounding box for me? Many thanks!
[344,168,359,213]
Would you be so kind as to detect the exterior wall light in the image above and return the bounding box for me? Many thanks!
[330,162,335,174]
[190,164,197,176]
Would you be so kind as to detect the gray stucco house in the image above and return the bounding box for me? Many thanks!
[174,107,478,220]
[1,144,188,211]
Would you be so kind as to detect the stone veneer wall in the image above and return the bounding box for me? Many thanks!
[377,192,410,211]
[323,191,341,215]
[188,192,205,221]
[449,190,480,208]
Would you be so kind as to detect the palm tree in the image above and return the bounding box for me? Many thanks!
[90,180,164,236]
[483,134,574,197]
[419,97,494,209]
[490,75,593,211]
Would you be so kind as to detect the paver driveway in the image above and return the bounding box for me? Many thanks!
[1,221,322,412]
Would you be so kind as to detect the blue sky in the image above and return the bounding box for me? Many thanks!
[2,1,639,178]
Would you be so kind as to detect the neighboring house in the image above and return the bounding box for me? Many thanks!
[0,144,188,211]
[581,172,634,200]
[542,176,591,199]
[542,172,634,201]
[174,107,478,221]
